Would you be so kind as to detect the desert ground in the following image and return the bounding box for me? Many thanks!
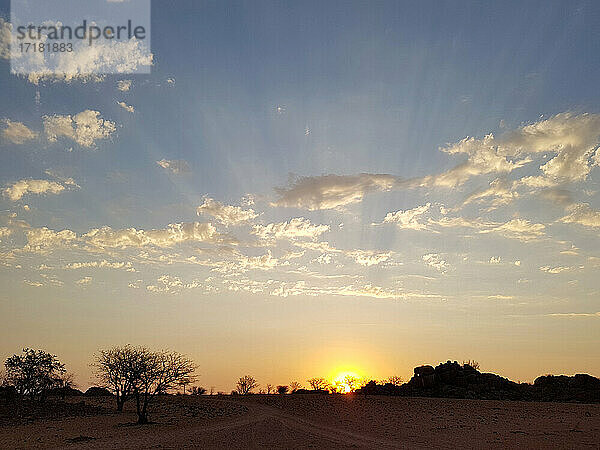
[1,394,599,449]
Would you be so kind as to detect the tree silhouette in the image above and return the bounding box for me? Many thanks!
[344,375,358,392]
[266,383,274,394]
[129,348,196,424]
[307,377,329,390]
[387,375,404,386]
[236,375,258,395]
[94,345,195,423]
[277,385,288,394]
[4,348,65,401]
[93,345,140,411]
[289,381,302,393]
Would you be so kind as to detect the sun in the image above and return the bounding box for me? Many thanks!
[331,370,362,393]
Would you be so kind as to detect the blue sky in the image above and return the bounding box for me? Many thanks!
[0,0,599,389]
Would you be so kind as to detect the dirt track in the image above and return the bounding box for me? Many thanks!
[1,395,599,448]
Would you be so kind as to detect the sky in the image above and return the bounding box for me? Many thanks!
[0,0,599,391]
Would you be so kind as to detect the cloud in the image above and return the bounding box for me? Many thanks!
[76,276,92,285]
[2,120,37,144]
[422,253,449,273]
[83,222,219,248]
[273,173,402,210]
[421,112,600,188]
[480,219,545,241]
[64,260,135,272]
[559,203,600,229]
[253,218,329,240]
[374,203,431,230]
[197,198,258,226]
[44,110,116,147]
[539,265,572,274]
[3,178,77,201]
[463,178,518,208]
[24,227,77,253]
[13,36,153,84]
[420,135,531,188]
[156,159,190,174]
[117,79,132,91]
[347,250,392,266]
[116,101,134,113]
[546,312,600,318]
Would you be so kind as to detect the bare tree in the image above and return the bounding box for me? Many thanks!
[277,385,288,394]
[93,345,139,411]
[209,386,215,396]
[55,372,77,400]
[307,377,329,390]
[236,375,258,395]
[289,381,302,393]
[344,375,358,393]
[191,386,206,395]
[387,375,404,386]
[4,348,65,401]
[265,383,274,394]
[129,349,196,424]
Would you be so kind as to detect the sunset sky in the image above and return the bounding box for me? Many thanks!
[1,0,599,391]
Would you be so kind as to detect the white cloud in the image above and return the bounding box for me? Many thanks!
[156,159,190,174]
[116,101,134,113]
[253,218,329,240]
[14,36,153,84]
[273,173,402,210]
[422,253,449,273]
[117,79,132,91]
[197,198,258,226]
[3,178,77,201]
[375,203,431,230]
[539,266,572,274]
[480,219,545,241]
[347,250,392,266]
[546,312,600,318]
[44,110,116,147]
[76,276,92,285]
[24,227,77,253]
[83,222,219,248]
[559,203,600,229]
[2,120,37,144]
[64,260,135,271]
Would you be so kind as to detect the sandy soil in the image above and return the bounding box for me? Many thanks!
[0,394,598,449]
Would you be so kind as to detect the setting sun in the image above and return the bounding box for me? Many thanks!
[331,371,362,393]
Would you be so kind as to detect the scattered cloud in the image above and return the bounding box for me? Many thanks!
[375,203,431,230]
[559,203,600,229]
[539,265,573,274]
[197,197,258,226]
[422,253,449,273]
[546,312,600,318]
[116,101,134,113]
[83,222,220,249]
[44,110,116,147]
[117,79,132,91]
[156,159,190,174]
[480,219,545,241]
[75,276,92,285]
[273,173,402,210]
[253,218,329,240]
[2,120,37,144]
[3,178,77,201]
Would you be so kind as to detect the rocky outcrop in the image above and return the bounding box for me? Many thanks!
[356,361,600,402]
